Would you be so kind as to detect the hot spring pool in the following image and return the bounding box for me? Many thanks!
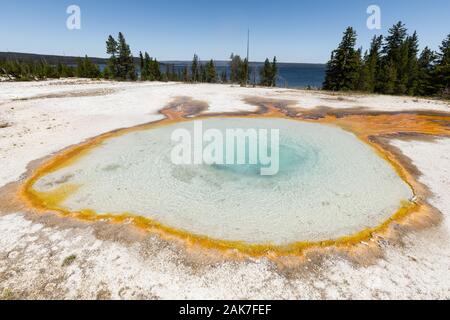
[29,118,413,245]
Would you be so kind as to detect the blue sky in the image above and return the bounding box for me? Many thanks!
[0,0,449,63]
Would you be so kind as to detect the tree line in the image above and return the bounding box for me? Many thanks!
[323,22,450,98]
[1,32,279,87]
[123,35,278,86]
[0,55,101,81]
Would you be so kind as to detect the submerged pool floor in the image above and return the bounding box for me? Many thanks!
[28,117,413,245]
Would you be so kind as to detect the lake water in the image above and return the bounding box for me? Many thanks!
[167,62,326,89]
[85,61,326,89]
[100,62,326,89]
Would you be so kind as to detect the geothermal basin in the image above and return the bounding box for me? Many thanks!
[25,117,414,246]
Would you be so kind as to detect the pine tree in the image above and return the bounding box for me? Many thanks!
[259,57,278,87]
[0,59,70,81]
[406,31,419,95]
[227,53,249,85]
[141,52,160,81]
[395,32,419,95]
[141,52,150,80]
[260,58,272,86]
[57,62,74,78]
[116,32,136,80]
[396,41,409,94]
[75,57,84,78]
[323,27,360,91]
[147,56,161,81]
[106,35,118,78]
[435,34,450,97]
[322,52,336,90]
[206,59,217,83]
[355,48,368,91]
[240,58,249,85]
[416,47,436,96]
[76,56,100,78]
[383,59,398,95]
[85,55,100,78]
[229,53,242,83]
[380,22,408,94]
[199,63,207,82]
[357,50,369,91]
[139,51,145,80]
[103,66,112,79]
[191,54,199,82]
[155,59,162,80]
[364,35,383,92]
[270,56,278,87]
[383,22,407,62]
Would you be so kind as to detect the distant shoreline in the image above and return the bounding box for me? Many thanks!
[0,51,326,89]
[0,51,325,67]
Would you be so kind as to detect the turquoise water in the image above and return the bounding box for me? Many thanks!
[32,118,413,245]
[213,143,310,177]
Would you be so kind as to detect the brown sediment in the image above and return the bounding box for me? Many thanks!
[0,122,11,129]
[2,95,450,265]
[160,96,210,119]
